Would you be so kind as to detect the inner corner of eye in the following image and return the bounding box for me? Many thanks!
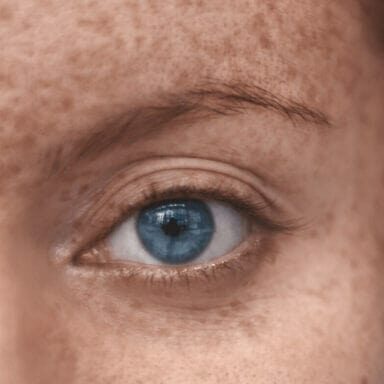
[100,198,250,267]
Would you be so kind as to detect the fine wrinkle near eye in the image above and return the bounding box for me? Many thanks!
[107,199,249,266]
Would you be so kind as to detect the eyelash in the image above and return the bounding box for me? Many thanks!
[56,164,300,299]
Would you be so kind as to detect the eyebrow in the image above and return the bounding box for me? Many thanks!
[46,81,331,175]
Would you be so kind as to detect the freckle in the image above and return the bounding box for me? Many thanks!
[259,34,272,50]
[60,189,71,202]
[135,35,145,47]
[37,0,53,6]
[157,328,171,337]
[0,107,12,124]
[229,300,249,311]
[77,13,115,35]
[324,210,335,224]
[130,9,141,30]
[0,5,13,21]
[18,134,37,149]
[148,0,165,12]
[361,377,368,384]
[188,32,202,52]
[0,73,14,87]
[217,309,230,317]
[175,0,192,7]
[150,35,167,54]
[107,201,117,210]
[71,73,93,88]
[79,183,90,194]
[229,300,241,308]
[233,27,242,38]
[37,78,53,89]
[252,13,266,29]
[173,70,190,87]
[306,228,319,239]
[60,96,74,112]
[114,36,125,49]
[323,7,335,23]
[311,325,324,338]
[343,258,360,270]
[211,318,223,326]
[285,66,298,82]
[67,51,80,66]
[22,19,32,30]
[130,300,143,310]
[222,36,235,54]
[239,319,258,337]
[0,163,22,179]
[296,24,307,43]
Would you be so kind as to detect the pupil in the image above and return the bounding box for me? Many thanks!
[162,217,185,237]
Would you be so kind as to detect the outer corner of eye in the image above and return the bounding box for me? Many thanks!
[80,198,251,268]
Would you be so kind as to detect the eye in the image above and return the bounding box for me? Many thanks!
[63,159,300,300]
[107,199,249,266]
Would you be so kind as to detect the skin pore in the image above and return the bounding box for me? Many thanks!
[0,0,384,383]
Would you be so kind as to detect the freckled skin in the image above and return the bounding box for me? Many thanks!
[0,0,383,383]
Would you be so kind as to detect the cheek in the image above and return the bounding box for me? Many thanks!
[1,209,383,384]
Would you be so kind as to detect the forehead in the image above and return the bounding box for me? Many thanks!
[0,1,362,93]
[0,0,373,156]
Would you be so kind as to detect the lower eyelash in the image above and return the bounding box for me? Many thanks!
[70,233,276,307]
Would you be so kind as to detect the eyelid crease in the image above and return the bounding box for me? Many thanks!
[85,156,301,218]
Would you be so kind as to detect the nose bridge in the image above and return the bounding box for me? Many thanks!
[1,233,80,384]
[0,246,24,383]
[0,219,58,384]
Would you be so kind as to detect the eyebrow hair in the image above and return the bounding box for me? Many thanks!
[46,81,330,175]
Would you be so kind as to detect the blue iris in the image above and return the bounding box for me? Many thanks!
[136,199,215,264]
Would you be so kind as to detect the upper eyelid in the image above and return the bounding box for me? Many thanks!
[83,156,300,218]
[78,158,299,238]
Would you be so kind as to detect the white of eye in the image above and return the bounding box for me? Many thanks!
[106,200,249,266]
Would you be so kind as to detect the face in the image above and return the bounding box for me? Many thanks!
[0,0,383,383]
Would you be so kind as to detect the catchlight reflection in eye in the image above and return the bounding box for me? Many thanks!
[107,199,249,265]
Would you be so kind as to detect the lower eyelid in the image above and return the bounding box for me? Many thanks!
[70,232,277,308]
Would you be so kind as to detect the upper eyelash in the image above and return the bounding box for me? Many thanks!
[127,184,301,234]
